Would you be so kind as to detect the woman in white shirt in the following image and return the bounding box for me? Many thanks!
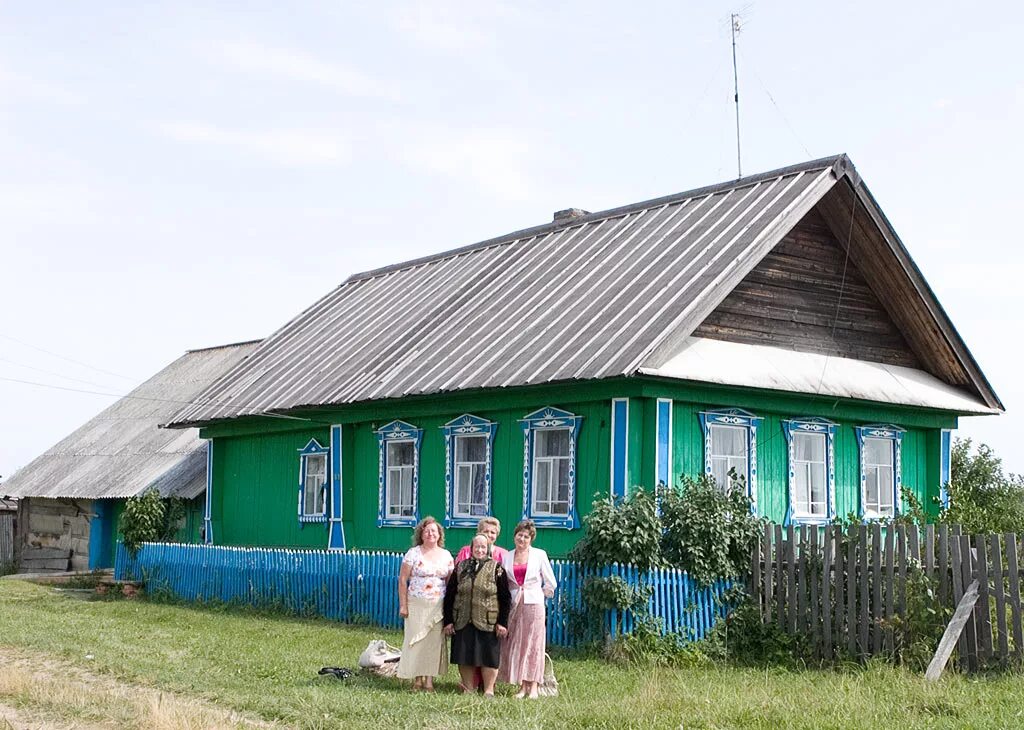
[498,519,557,699]
[396,516,454,691]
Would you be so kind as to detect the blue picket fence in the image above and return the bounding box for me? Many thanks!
[115,542,736,647]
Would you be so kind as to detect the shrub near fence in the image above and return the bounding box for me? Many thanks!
[115,542,735,648]
[752,523,1024,671]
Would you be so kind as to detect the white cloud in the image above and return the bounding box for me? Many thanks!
[213,41,399,101]
[155,121,351,167]
[398,128,536,200]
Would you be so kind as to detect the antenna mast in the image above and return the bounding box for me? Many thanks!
[731,12,742,177]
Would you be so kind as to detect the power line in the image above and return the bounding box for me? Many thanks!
[0,333,139,382]
[0,375,318,423]
[0,356,123,390]
[737,45,814,160]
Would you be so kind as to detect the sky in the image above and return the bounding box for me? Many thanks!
[2,1,1023,482]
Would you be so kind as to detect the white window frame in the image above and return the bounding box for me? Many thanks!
[783,418,837,525]
[857,425,904,520]
[699,409,761,510]
[297,438,329,523]
[375,420,422,527]
[520,406,582,529]
[441,414,498,528]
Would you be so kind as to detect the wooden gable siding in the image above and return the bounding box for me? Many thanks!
[693,207,920,368]
[815,182,975,389]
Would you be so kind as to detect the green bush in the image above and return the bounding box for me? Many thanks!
[571,487,662,571]
[660,475,765,586]
[702,597,810,667]
[120,489,188,556]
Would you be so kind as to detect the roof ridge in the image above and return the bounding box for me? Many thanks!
[344,154,848,284]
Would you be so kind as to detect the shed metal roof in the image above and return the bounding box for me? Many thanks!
[167,154,999,427]
[2,341,258,499]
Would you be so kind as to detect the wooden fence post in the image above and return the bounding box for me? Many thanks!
[990,534,1009,665]
[775,524,785,629]
[1005,533,1022,661]
[809,526,820,658]
[884,525,895,655]
[822,526,833,660]
[959,534,979,671]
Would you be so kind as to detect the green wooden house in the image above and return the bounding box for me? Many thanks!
[167,155,1002,558]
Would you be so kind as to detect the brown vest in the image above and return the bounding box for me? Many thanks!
[453,559,500,632]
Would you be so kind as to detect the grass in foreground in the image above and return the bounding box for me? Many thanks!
[3,579,1024,729]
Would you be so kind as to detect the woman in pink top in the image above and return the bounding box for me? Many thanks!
[499,519,557,699]
[454,516,508,565]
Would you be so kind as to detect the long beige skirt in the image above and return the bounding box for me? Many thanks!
[396,595,448,679]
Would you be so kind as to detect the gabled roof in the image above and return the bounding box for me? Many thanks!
[2,341,258,499]
[167,155,1000,427]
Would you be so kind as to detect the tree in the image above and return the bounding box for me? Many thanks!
[940,438,1024,533]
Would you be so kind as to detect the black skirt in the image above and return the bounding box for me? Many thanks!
[450,624,501,668]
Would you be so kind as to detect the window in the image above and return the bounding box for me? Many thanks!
[297,439,329,523]
[699,409,761,508]
[784,418,837,524]
[442,414,498,528]
[520,407,582,529]
[857,425,904,519]
[375,420,422,527]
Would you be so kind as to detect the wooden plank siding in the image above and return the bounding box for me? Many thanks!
[693,208,921,369]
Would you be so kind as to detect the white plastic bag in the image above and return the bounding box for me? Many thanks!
[358,639,402,676]
[536,653,559,697]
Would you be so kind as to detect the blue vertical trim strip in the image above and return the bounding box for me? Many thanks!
[656,399,672,487]
[328,425,346,551]
[940,429,952,508]
[204,440,214,544]
[611,398,629,499]
[87,500,106,570]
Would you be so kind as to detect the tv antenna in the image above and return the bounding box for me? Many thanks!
[731,12,743,177]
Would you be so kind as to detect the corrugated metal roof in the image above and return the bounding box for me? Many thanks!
[169,157,847,426]
[1,341,258,499]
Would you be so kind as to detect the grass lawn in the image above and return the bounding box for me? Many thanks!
[2,579,1024,729]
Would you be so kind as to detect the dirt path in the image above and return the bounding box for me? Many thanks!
[0,646,275,730]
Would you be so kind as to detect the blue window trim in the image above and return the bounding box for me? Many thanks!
[442,414,498,528]
[375,420,423,528]
[520,406,582,530]
[327,425,346,551]
[610,399,629,500]
[655,399,672,488]
[940,429,952,509]
[297,438,329,524]
[699,408,762,510]
[783,418,838,525]
[204,440,214,544]
[856,424,905,520]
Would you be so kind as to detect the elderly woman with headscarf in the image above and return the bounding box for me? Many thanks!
[442,534,511,697]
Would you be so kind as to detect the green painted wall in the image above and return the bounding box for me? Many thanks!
[206,377,959,558]
[664,390,951,523]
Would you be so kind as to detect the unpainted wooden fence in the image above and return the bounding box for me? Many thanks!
[751,523,1024,670]
[0,513,14,569]
[115,542,736,648]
